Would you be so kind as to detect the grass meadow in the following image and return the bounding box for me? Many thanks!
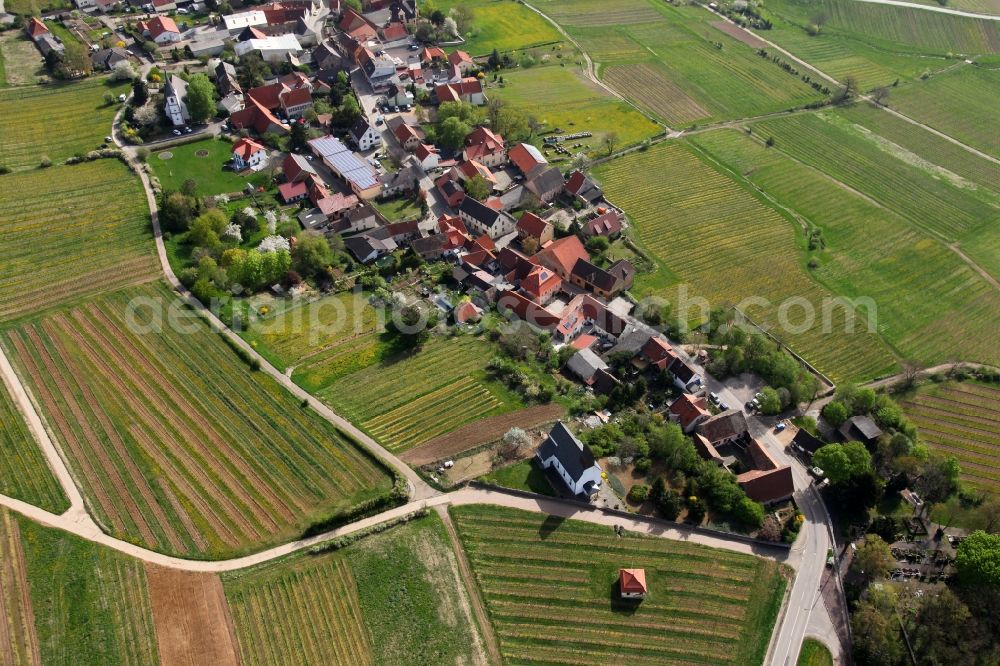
[433,0,563,55]
[0,32,46,86]
[223,513,486,665]
[318,335,522,453]
[798,638,834,666]
[3,282,394,559]
[151,137,270,197]
[0,159,158,325]
[0,379,68,514]
[901,381,1000,495]
[690,128,1000,370]
[0,77,128,170]
[14,510,159,666]
[488,62,662,155]
[889,65,1000,161]
[452,505,788,665]
[593,140,897,383]
[535,0,825,127]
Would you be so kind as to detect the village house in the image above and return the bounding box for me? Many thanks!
[379,21,408,44]
[463,127,506,168]
[564,169,603,205]
[515,211,553,248]
[336,204,382,234]
[569,258,634,299]
[582,210,624,239]
[508,142,548,177]
[524,166,565,204]
[535,422,603,499]
[420,45,446,67]
[345,234,397,263]
[458,196,516,239]
[380,155,424,197]
[535,235,590,281]
[619,568,647,599]
[26,18,63,56]
[90,47,131,71]
[448,49,475,77]
[146,16,181,44]
[414,143,439,170]
[453,301,483,324]
[387,116,424,151]
[736,438,795,505]
[311,39,342,70]
[436,175,465,208]
[223,9,267,33]
[450,159,498,191]
[163,75,190,127]
[520,265,561,304]
[238,73,314,120]
[359,47,398,92]
[231,138,268,172]
[338,6,377,41]
[668,393,712,433]
[229,96,289,134]
[350,116,382,152]
[435,78,485,105]
[566,347,610,385]
[697,409,749,449]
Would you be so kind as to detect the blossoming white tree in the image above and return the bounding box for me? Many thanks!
[264,210,278,234]
[258,235,290,253]
[222,223,242,242]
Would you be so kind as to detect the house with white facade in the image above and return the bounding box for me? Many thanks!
[349,116,381,152]
[231,138,267,172]
[163,75,190,127]
[535,422,603,499]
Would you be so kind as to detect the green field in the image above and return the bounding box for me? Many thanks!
[765,0,1000,56]
[0,77,127,170]
[319,335,521,452]
[752,112,1000,241]
[3,282,394,559]
[835,102,1000,193]
[488,62,662,155]
[0,159,158,324]
[889,65,1000,160]
[0,379,68,514]
[690,128,1000,370]
[452,505,788,665]
[593,140,897,382]
[151,137,270,196]
[433,0,563,55]
[0,32,46,87]
[5,0,72,14]
[908,0,1000,14]
[536,0,825,127]
[901,381,1000,494]
[481,459,556,496]
[224,513,486,665]
[371,195,424,222]
[14,509,159,665]
[243,290,387,376]
[798,638,834,666]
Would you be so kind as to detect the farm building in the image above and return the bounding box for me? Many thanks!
[308,135,381,199]
[535,422,603,499]
[839,415,883,446]
[619,568,647,599]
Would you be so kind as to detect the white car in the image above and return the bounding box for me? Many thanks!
[172,129,182,135]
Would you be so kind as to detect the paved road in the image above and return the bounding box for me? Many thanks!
[852,0,1000,19]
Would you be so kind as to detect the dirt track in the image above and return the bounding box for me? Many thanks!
[145,565,241,666]
[401,404,565,466]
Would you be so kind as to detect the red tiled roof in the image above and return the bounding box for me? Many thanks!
[521,266,560,302]
[280,86,312,109]
[497,291,560,330]
[455,159,495,184]
[448,49,473,67]
[569,334,598,351]
[26,17,49,38]
[232,137,266,160]
[619,568,647,594]
[435,78,483,104]
[421,46,446,63]
[737,466,794,504]
[454,301,483,323]
[565,170,586,194]
[464,126,504,161]
[536,235,589,277]
[669,393,710,430]
[278,180,308,201]
[641,336,677,370]
[516,211,549,239]
[394,122,422,145]
[508,142,547,176]
[584,211,623,237]
[230,96,288,134]
[416,143,437,161]
[147,16,179,39]
[315,191,358,216]
[381,21,408,41]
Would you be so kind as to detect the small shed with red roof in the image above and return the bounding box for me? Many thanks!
[619,568,647,599]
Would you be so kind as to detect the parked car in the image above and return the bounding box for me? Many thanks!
[709,392,719,404]
[184,127,193,134]
[774,422,786,432]
[810,466,825,478]
[172,129,182,135]
[719,402,730,411]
